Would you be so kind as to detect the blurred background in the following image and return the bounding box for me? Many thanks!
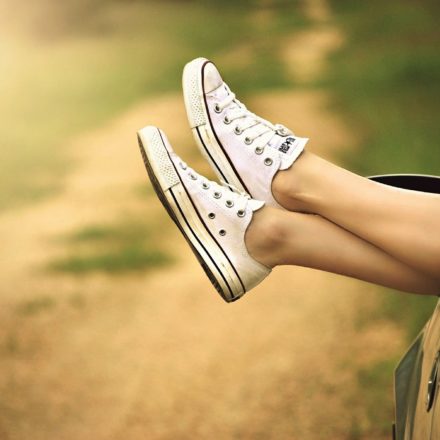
[0,0,439,438]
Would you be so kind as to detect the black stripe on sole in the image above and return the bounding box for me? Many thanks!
[137,132,241,302]
[153,131,243,300]
[195,126,228,184]
[173,158,246,295]
[200,60,252,197]
[156,132,249,299]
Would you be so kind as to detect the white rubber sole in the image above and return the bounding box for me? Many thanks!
[182,58,250,194]
[137,125,246,302]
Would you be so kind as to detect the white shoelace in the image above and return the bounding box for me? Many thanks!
[179,160,250,217]
[215,84,293,148]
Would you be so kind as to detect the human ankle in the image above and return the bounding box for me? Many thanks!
[271,157,308,211]
[272,151,321,212]
[245,207,286,268]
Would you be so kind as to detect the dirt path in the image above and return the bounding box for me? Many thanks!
[0,2,404,439]
[282,0,344,83]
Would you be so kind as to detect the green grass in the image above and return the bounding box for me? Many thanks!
[1,0,306,211]
[51,247,170,274]
[376,289,437,341]
[328,0,439,342]
[48,221,173,274]
[328,0,440,176]
[15,296,56,316]
[326,0,440,435]
[357,358,397,435]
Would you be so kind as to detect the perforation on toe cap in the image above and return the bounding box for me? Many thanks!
[183,59,208,128]
[138,127,179,190]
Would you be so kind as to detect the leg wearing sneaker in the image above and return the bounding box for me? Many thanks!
[245,206,439,295]
[138,127,438,301]
[183,57,440,281]
[272,151,440,279]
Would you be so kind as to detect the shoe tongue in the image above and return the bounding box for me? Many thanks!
[204,62,223,93]
[268,134,304,169]
[269,134,298,156]
[210,79,304,170]
[249,199,265,211]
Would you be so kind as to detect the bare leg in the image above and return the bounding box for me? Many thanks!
[272,151,440,279]
[245,207,439,295]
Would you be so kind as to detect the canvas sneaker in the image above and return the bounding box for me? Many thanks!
[183,57,308,208]
[137,126,271,302]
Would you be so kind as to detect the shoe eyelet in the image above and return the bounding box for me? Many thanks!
[225,200,234,208]
[214,103,222,113]
[202,182,210,189]
[219,229,227,236]
[278,127,287,135]
[223,116,231,125]
[244,137,253,145]
[255,146,264,155]
[180,162,187,170]
[237,210,245,217]
[190,173,197,180]
[234,126,242,135]
[213,191,222,199]
[208,213,216,219]
[264,158,273,166]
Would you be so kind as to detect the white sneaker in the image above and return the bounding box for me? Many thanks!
[183,57,308,208]
[137,126,271,302]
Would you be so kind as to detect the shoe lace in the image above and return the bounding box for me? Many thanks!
[216,84,293,148]
[179,160,251,216]
[220,181,250,198]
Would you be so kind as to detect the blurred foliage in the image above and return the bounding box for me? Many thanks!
[357,358,397,435]
[328,0,440,176]
[15,295,56,316]
[0,0,304,211]
[48,220,173,274]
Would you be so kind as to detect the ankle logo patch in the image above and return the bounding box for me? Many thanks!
[278,137,296,154]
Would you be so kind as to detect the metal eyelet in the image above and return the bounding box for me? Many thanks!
[213,191,222,199]
[219,229,226,236]
[244,137,253,145]
[277,127,287,135]
[255,146,264,155]
[223,116,231,125]
[190,173,197,180]
[264,158,273,166]
[202,182,210,189]
[214,103,222,113]
[234,126,242,135]
[225,200,234,208]
[237,210,245,217]
[180,163,187,170]
[208,213,215,219]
